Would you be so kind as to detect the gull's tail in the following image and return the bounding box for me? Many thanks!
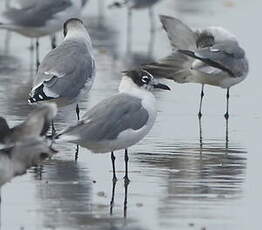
[142,15,197,83]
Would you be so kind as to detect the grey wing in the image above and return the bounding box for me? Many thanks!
[179,41,248,77]
[4,0,72,27]
[61,94,149,142]
[32,40,95,101]
[160,15,197,50]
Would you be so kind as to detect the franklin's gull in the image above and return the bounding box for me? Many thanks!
[56,69,170,183]
[28,18,95,124]
[109,0,161,32]
[0,0,83,67]
[144,15,249,120]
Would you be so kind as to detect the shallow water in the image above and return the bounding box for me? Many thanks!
[0,0,261,229]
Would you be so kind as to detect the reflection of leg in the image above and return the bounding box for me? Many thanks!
[110,179,117,215]
[226,115,229,145]
[76,104,80,121]
[51,120,56,137]
[148,7,155,33]
[198,84,205,119]
[36,39,40,71]
[111,152,117,182]
[198,117,203,150]
[123,180,129,218]
[124,149,130,184]
[51,34,57,49]
[75,145,79,161]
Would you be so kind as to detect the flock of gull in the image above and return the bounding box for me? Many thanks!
[0,0,248,205]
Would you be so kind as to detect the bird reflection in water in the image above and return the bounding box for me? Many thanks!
[110,180,129,219]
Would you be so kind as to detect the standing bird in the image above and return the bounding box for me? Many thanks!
[109,0,161,32]
[28,18,95,126]
[0,0,83,68]
[56,69,170,183]
[0,103,57,145]
[144,15,249,120]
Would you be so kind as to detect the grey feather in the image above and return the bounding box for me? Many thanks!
[33,40,94,100]
[0,137,56,187]
[160,15,197,50]
[4,0,72,27]
[0,104,57,144]
[143,52,192,83]
[180,41,248,78]
[60,93,149,142]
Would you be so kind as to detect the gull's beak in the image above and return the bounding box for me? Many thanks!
[153,83,171,90]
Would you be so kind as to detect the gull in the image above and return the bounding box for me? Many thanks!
[0,0,83,68]
[108,0,161,32]
[56,69,170,183]
[28,18,95,125]
[0,137,57,202]
[144,15,249,120]
[0,103,57,144]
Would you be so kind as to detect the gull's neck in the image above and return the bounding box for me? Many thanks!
[119,76,152,99]
[64,26,92,46]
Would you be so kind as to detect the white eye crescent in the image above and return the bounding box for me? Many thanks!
[142,75,150,83]
[210,47,220,52]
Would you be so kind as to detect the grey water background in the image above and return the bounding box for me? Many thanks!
[0,0,260,229]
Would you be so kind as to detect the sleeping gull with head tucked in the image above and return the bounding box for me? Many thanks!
[144,15,249,120]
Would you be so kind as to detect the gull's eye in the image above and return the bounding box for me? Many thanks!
[141,75,150,84]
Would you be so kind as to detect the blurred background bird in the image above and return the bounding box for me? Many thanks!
[0,0,85,69]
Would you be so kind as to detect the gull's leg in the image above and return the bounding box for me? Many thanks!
[110,177,117,215]
[111,152,117,182]
[75,145,79,161]
[225,88,230,143]
[51,34,57,49]
[76,104,80,121]
[98,0,105,25]
[224,88,230,120]
[123,149,130,184]
[36,38,40,71]
[148,7,155,33]
[126,8,132,53]
[198,84,205,119]
[51,120,56,137]
[123,179,129,218]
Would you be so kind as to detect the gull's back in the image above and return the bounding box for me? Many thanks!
[31,39,95,106]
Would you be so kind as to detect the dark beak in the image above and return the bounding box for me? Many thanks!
[153,83,171,90]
